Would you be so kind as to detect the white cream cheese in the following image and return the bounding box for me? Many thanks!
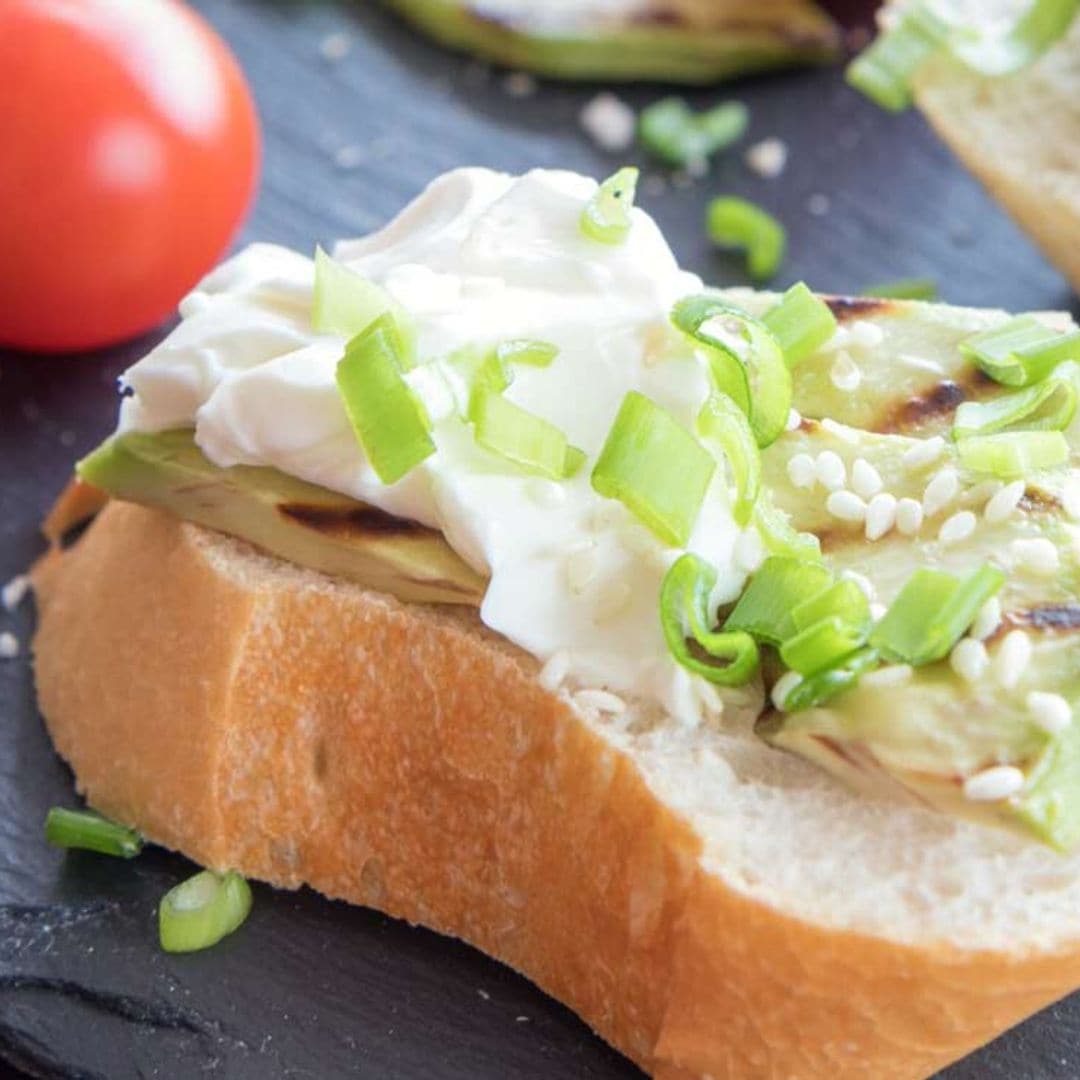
[119,168,756,723]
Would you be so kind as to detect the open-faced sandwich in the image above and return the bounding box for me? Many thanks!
[33,167,1080,1078]
[379,0,841,82]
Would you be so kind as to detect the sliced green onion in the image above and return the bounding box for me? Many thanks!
[671,294,792,448]
[863,277,938,301]
[313,247,410,356]
[953,377,1077,440]
[580,167,639,245]
[472,390,583,479]
[449,345,512,416]
[754,496,822,562]
[660,554,760,686]
[960,316,1080,387]
[950,0,1079,77]
[696,392,760,526]
[782,647,881,712]
[591,391,714,547]
[780,616,867,677]
[336,314,435,485]
[761,282,838,369]
[790,579,871,636]
[497,339,559,368]
[705,197,786,282]
[637,97,748,169]
[845,4,952,112]
[44,807,143,859]
[956,431,1069,478]
[870,565,1005,666]
[159,870,253,954]
[725,556,833,645]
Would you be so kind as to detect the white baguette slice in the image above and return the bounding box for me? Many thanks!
[31,499,1080,1079]
[906,0,1080,293]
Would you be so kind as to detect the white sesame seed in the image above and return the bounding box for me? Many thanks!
[319,32,351,62]
[579,92,636,153]
[2,574,31,613]
[849,458,883,500]
[0,632,19,660]
[771,670,803,711]
[820,326,850,354]
[963,765,1025,802]
[573,688,627,716]
[502,71,537,97]
[786,452,816,489]
[865,492,898,541]
[1009,537,1060,576]
[950,638,989,682]
[1063,477,1080,521]
[902,436,946,470]
[862,663,912,688]
[840,569,876,601]
[922,467,959,517]
[938,510,976,546]
[995,630,1033,690]
[971,597,1002,641]
[830,351,862,392]
[826,490,868,523]
[735,527,766,573]
[785,408,802,432]
[565,542,598,594]
[538,650,571,692]
[848,320,885,350]
[984,480,1025,525]
[966,479,1002,507]
[527,479,566,508]
[744,136,788,179]
[814,450,847,491]
[895,497,924,536]
[593,581,633,624]
[1026,691,1072,735]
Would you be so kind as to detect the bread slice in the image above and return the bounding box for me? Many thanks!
[905,0,1080,293]
[32,499,1080,1078]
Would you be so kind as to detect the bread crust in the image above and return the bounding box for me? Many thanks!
[31,502,1080,1078]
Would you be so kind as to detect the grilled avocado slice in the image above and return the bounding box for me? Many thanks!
[380,0,840,83]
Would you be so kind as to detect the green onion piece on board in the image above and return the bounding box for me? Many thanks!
[591,391,714,547]
[845,3,952,112]
[705,197,786,281]
[637,97,748,169]
[956,431,1069,478]
[790,579,871,637]
[761,282,838,368]
[44,807,143,859]
[472,390,584,480]
[159,870,253,954]
[780,616,868,677]
[782,647,881,712]
[580,167,639,245]
[336,314,436,485]
[671,293,792,448]
[753,495,822,562]
[870,565,1005,665]
[953,377,1078,440]
[960,316,1080,387]
[313,247,411,356]
[950,0,1080,77]
[863,277,938,301]
[660,554,760,686]
[696,392,761,526]
[497,339,559,368]
[725,556,833,645]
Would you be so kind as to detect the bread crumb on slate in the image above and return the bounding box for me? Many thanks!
[579,93,636,153]
[745,137,788,179]
[0,632,20,660]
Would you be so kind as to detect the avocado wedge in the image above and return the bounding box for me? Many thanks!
[381,0,840,83]
[77,430,485,607]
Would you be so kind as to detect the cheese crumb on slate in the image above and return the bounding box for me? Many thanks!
[579,93,636,153]
[745,137,788,179]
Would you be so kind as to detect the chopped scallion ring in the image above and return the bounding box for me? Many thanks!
[497,339,559,368]
[781,647,881,712]
[863,277,938,301]
[336,314,436,485]
[448,345,512,417]
[953,376,1077,440]
[780,616,867,677]
[950,0,1080,77]
[637,97,748,169]
[724,556,833,646]
[660,554,759,686]
[870,565,1005,666]
[44,807,143,859]
[472,390,584,480]
[761,282,838,368]
[705,197,786,281]
[956,430,1069,478]
[753,495,822,562]
[313,247,411,356]
[696,391,760,526]
[580,167,639,245]
[960,316,1080,387]
[591,391,714,547]
[159,870,253,954]
[671,293,792,447]
[790,579,871,637]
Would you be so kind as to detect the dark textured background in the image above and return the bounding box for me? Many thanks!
[1,1,1079,1077]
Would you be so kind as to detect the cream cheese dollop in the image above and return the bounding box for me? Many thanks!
[119,168,759,723]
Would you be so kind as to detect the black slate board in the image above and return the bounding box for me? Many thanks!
[2,2,1079,1077]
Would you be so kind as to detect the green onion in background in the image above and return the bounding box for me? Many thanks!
[863,277,938,301]
[159,870,253,954]
[580,167,639,244]
[45,807,143,859]
[637,97,748,170]
[705,196,786,281]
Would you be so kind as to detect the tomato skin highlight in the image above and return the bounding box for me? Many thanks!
[0,0,261,353]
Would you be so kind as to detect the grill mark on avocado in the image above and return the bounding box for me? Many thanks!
[991,605,1080,640]
[1021,487,1063,513]
[279,501,440,541]
[875,368,995,434]
[824,296,895,322]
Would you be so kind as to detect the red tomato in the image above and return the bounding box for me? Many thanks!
[0,0,260,353]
